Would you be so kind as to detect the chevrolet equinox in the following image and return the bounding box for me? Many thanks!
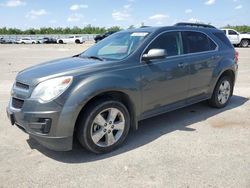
[7,23,238,153]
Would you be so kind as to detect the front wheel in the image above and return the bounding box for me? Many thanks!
[77,100,130,153]
[240,39,249,48]
[208,76,233,108]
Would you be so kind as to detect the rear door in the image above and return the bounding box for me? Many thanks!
[181,31,218,100]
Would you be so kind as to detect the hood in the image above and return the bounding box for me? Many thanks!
[16,57,110,86]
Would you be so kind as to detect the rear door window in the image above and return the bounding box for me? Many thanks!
[228,30,238,35]
[182,31,217,54]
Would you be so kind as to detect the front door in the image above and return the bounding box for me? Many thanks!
[140,31,189,117]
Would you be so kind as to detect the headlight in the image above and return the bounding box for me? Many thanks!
[31,76,73,103]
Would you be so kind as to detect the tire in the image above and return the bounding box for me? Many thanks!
[77,100,130,153]
[58,40,63,44]
[208,76,233,108]
[240,39,249,48]
[75,39,80,44]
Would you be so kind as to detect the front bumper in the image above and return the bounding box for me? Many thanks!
[6,100,73,151]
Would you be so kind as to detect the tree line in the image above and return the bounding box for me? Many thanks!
[223,25,250,33]
[0,24,250,35]
[0,25,122,35]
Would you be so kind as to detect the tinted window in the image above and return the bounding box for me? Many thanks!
[213,32,233,48]
[228,30,238,35]
[222,30,226,34]
[182,31,217,54]
[145,32,182,57]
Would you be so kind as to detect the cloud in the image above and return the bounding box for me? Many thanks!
[112,11,131,21]
[123,4,131,9]
[149,14,169,20]
[67,13,83,22]
[205,0,215,5]
[112,4,133,21]
[185,9,192,14]
[26,9,48,19]
[0,0,26,7]
[235,4,242,9]
[70,4,88,11]
[188,18,201,23]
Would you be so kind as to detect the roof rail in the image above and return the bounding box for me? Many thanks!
[174,22,216,29]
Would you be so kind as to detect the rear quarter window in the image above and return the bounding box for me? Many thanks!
[213,32,233,49]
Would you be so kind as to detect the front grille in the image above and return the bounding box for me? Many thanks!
[16,82,29,90]
[12,98,24,109]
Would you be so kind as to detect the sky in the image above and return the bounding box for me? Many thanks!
[0,0,249,29]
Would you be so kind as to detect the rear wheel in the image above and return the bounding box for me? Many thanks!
[240,39,249,48]
[77,100,130,153]
[58,40,63,44]
[208,76,233,108]
[75,39,80,44]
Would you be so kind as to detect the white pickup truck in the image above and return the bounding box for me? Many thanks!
[221,29,250,47]
[57,36,85,44]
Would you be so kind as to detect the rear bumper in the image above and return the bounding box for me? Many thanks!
[6,103,73,151]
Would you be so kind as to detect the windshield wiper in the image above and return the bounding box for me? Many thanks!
[80,55,104,61]
[88,56,104,61]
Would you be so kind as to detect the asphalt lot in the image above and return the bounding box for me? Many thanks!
[0,44,249,188]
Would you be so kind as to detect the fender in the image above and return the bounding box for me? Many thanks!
[55,72,141,137]
[208,55,237,96]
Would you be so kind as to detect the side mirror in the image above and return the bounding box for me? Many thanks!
[142,49,166,61]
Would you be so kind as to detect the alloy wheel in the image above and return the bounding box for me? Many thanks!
[218,80,231,105]
[90,107,125,147]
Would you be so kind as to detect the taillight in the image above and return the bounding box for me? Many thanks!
[235,50,239,64]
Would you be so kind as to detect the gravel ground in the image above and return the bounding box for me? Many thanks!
[0,44,249,188]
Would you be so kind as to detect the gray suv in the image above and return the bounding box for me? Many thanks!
[7,23,238,153]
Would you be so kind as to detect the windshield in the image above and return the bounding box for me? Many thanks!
[80,31,149,60]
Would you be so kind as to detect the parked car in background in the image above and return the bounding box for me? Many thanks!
[0,37,5,44]
[7,23,238,153]
[222,29,250,47]
[0,37,15,44]
[16,38,37,44]
[94,31,116,43]
[37,37,57,44]
[57,36,84,44]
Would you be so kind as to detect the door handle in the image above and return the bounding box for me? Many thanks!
[178,63,187,68]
